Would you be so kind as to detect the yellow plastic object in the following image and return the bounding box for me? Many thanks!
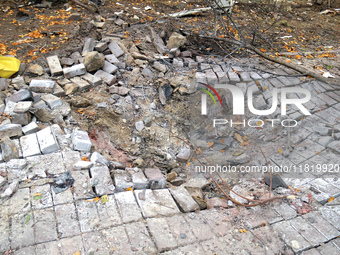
[0,55,21,78]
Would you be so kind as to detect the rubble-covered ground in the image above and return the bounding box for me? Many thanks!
[0,0,340,254]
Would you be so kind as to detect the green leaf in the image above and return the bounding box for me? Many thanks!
[101,195,109,204]
[25,214,31,224]
[33,195,42,200]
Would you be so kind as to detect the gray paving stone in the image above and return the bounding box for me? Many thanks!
[63,64,86,79]
[96,194,122,229]
[125,221,157,254]
[131,170,149,189]
[169,186,199,212]
[10,212,35,250]
[216,71,228,83]
[115,191,142,223]
[41,94,62,109]
[71,170,94,200]
[29,80,55,93]
[302,211,340,241]
[135,189,180,218]
[81,72,102,86]
[90,165,115,195]
[55,203,81,238]
[22,122,39,135]
[272,220,311,252]
[71,129,92,152]
[146,217,178,252]
[309,178,340,199]
[47,55,63,76]
[227,70,240,84]
[113,169,133,192]
[9,188,30,215]
[0,219,10,252]
[317,242,340,255]
[268,78,284,88]
[34,209,58,243]
[94,69,116,85]
[195,72,207,84]
[184,212,214,241]
[201,236,231,254]
[315,81,334,91]
[250,72,262,80]
[163,243,205,255]
[25,153,65,177]
[294,139,325,159]
[51,188,73,205]
[70,77,90,91]
[273,202,297,220]
[82,231,111,254]
[205,69,218,84]
[62,150,81,171]
[251,225,285,254]
[58,235,85,255]
[75,199,100,232]
[277,76,294,86]
[327,141,340,154]
[13,246,36,255]
[199,209,235,237]
[301,248,322,255]
[290,216,327,246]
[108,41,124,57]
[166,214,196,246]
[238,207,268,229]
[31,184,53,210]
[36,241,61,255]
[20,133,41,158]
[36,127,59,154]
[239,71,252,82]
[101,226,133,255]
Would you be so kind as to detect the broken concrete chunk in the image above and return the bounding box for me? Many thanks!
[167,32,187,49]
[0,124,22,138]
[0,136,19,162]
[84,51,105,72]
[90,165,115,195]
[47,55,63,76]
[27,64,44,76]
[0,78,8,91]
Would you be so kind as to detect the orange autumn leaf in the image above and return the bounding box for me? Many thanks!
[285,59,292,63]
[234,133,243,143]
[278,148,283,154]
[328,197,335,203]
[93,197,100,202]
[27,30,44,39]
[126,187,133,191]
[239,229,247,233]
[295,55,301,59]
[208,142,214,148]
[260,48,266,52]
[81,156,90,161]
[73,252,80,255]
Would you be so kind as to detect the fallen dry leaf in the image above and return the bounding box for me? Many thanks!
[234,133,243,143]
